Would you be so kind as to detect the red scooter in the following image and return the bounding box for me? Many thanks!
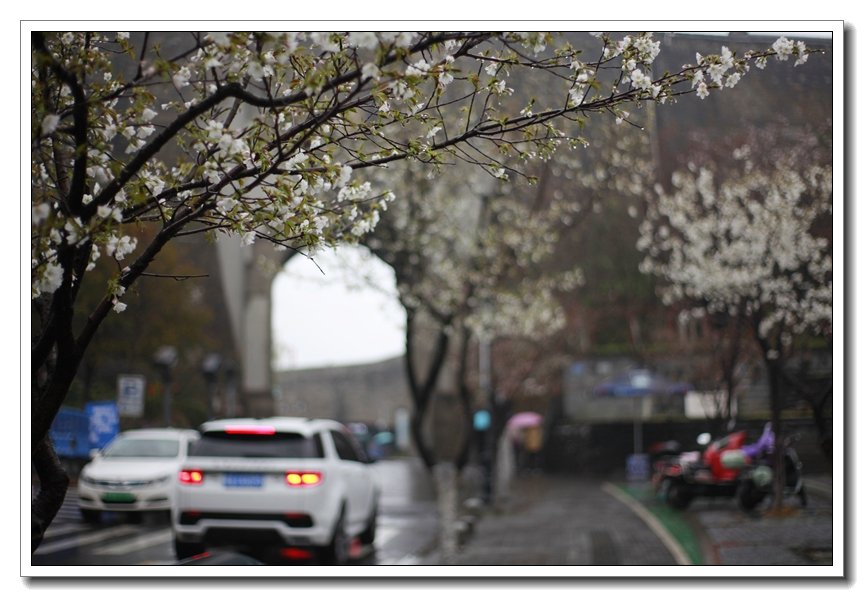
[651,424,806,512]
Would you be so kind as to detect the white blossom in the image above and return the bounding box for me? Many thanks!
[347,32,378,50]
[32,203,51,224]
[794,41,809,66]
[41,114,60,136]
[172,66,192,89]
[772,36,795,61]
[361,62,380,81]
[437,71,454,87]
[105,234,137,260]
[37,262,64,295]
[405,59,431,77]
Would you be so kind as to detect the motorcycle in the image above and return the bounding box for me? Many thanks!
[651,424,807,512]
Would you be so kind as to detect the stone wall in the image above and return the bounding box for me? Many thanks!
[274,356,411,429]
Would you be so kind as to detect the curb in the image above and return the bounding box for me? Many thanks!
[602,482,693,565]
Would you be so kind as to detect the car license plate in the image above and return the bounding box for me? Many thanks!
[102,492,135,503]
[223,473,263,488]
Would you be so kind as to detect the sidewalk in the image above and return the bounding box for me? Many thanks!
[418,472,835,570]
[421,474,679,566]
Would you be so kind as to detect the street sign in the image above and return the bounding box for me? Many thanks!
[86,401,119,449]
[117,374,146,417]
[626,453,651,482]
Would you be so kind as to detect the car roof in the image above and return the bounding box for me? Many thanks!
[116,428,200,439]
[199,417,343,435]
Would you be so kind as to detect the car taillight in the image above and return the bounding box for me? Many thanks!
[224,425,276,435]
[285,471,322,487]
[179,469,204,484]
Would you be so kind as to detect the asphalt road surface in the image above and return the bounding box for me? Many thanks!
[29,459,438,568]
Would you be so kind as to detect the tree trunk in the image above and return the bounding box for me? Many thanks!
[454,324,476,472]
[766,355,786,511]
[754,327,787,513]
[31,436,70,553]
[810,384,832,461]
[432,462,460,564]
[402,310,452,470]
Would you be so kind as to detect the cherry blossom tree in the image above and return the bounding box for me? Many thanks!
[637,122,832,508]
[31,29,817,550]
[366,160,580,468]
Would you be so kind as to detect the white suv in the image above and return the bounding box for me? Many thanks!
[171,417,379,564]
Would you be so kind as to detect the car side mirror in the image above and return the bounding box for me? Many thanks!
[88,448,101,461]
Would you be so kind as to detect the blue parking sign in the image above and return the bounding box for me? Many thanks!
[86,401,119,449]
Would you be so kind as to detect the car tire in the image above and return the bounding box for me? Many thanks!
[174,538,206,561]
[321,507,350,565]
[359,500,378,545]
[80,508,101,524]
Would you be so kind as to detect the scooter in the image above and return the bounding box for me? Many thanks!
[651,424,807,512]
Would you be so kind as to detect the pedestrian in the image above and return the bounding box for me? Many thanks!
[523,424,543,473]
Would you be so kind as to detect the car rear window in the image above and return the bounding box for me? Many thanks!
[190,432,324,459]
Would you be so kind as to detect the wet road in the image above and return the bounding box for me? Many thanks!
[29,458,438,568]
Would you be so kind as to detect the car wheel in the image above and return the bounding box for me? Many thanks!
[321,507,350,565]
[80,508,101,524]
[174,538,206,561]
[359,500,378,545]
[666,480,693,510]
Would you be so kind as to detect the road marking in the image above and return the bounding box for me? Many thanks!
[34,525,139,555]
[602,482,692,566]
[43,523,86,539]
[373,526,399,548]
[92,528,173,556]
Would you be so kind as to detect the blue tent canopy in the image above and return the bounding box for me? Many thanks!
[593,369,692,397]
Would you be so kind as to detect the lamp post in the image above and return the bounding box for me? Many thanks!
[223,360,238,418]
[153,346,178,427]
[201,353,222,421]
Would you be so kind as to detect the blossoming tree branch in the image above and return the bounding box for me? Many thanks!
[31,30,816,549]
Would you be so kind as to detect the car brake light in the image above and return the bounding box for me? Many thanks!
[179,469,204,484]
[285,471,322,487]
[224,425,276,435]
[281,547,313,560]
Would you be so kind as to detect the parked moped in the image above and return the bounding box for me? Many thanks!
[652,424,807,512]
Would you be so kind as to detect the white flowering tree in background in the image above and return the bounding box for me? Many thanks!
[366,160,581,468]
[638,122,832,508]
[31,29,816,550]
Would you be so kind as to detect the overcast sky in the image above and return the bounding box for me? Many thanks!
[271,245,405,370]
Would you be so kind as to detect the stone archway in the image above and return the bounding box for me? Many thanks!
[216,237,405,418]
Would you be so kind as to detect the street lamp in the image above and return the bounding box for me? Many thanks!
[222,360,238,418]
[153,346,178,427]
[201,353,222,420]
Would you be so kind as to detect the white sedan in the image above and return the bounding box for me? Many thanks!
[171,417,379,564]
[77,428,200,523]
